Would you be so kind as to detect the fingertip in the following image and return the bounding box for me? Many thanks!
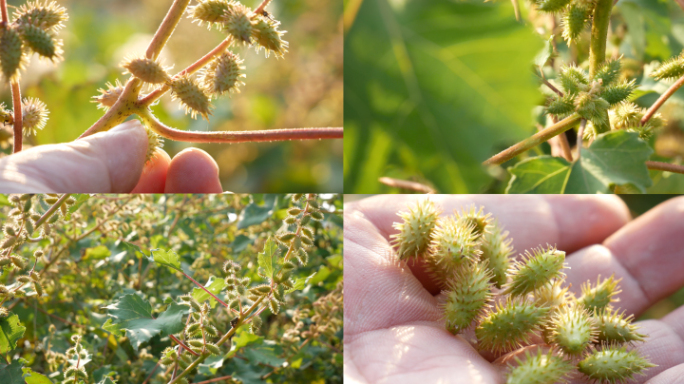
[164,148,223,193]
[131,149,171,193]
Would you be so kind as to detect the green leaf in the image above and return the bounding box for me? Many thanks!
[23,367,53,384]
[192,276,227,307]
[242,340,285,367]
[0,314,26,353]
[96,378,116,384]
[344,0,544,193]
[83,245,111,261]
[258,236,277,279]
[534,35,555,68]
[286,272,317,294]
[507,131,653,193]
[0,360,25,384]
[149,248,182,272]
[103,294,189,350]
[67,194,90,214]
[237,195,278,229]
[231,234,253,253]
[102,318,123,337]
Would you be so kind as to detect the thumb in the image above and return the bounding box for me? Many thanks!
[0,120,148,193]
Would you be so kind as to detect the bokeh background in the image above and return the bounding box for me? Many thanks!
[0,0,343,192]
[344,0,684,193]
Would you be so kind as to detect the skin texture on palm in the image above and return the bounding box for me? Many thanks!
[344,195,684,384]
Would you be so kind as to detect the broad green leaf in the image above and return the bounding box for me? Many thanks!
[231,235,253,253]
[226,356,271,384]
[83,245,111,261]
[344,0,543,193]
[192,276,227,307]
[0,360,25,384]
[0,314,26,353]
[242,340,285,367]
[102,318,123,337]
[286,272,317,293]
[23,367,53,384]
[238,195,278,229]
[149,248,182,272]
[258,236,277,279]
[92,366,116,383]
[67,194,90,214]
[0,195,11,206]
[103,294,189,350]
[198,355,225,376]
[232,330,261,350]
[97,378,116,384]
[507,131,653,193]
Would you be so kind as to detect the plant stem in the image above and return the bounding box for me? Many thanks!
[254,0,274,15]
[378,177,436,193]
[146,0,192,60]
[1,0,24,153]
[140,108,343,142]
[10,82,23,153]
[140,37,233,106]
[641,74,684,125]
[180,270,231,309]
[168,296,267,384]
[192,375,233,384]
[34,194,71,230]
[78,79,141,138]
[483,114,582,166]
[589,0,613,78]
[170,334,200,356]
[645,161,684,174]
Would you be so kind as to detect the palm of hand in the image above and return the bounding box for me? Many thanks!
[344,195,684,384]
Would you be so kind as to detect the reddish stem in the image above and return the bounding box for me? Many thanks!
[180,270,231,309]
[11,82,22,153]
[641,74,684,125]
[645,160,684,174]
[170,334,200,356]
[192,375,234,384]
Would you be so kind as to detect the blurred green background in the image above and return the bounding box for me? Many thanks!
[343,0,684,193]
[0,0,342,192]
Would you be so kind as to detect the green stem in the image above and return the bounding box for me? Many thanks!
[483,114,582,166]
[589,0,613,78]
[168,296,267,384]
[34,194,71,230]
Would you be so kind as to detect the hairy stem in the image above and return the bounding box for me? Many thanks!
[645,161,684,175]
[140,108,343,142]
[10,82,23,153]
[2,0,24,153]
[483,114,582,166]
[254,0,274,15]
[78,79,142,138]
[180,270,232,310]
[589,0,613,78]
[168,296,267,384]
[34,194,71,230]
[146,0,192,60]
[641,74,684,125]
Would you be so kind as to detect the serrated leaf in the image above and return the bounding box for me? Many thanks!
[242,340,285,367]
[23,367,53,384]
[507,131,653,193]
[192,276,227,307]
[0,360,25,384]
[102,318,123,337]
[258,236,277,279]
[103,294,189,350]
[149,248,182,272]
[0,314,26,353]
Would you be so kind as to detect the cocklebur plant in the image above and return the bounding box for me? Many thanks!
[0,0,67,151]
[390,199,654,384]
[0,194,342,383]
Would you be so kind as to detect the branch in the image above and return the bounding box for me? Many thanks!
[146,0,192,60]
[641,74,684,125]
[588,0,613,78]
[78,78,141,138]
[179,270,232,310]
[645,161,684,175]
[254,0,274,16]
[170,334,200,356]
[34,194,71,230]
[141,109,342,143]
[168,296,267,384]
[2,0,24,153]
[483,114,582,166]
[378,177,436,193]
[10,82,22,153]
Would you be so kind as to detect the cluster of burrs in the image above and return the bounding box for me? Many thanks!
[62,334,89,384]
[93,0,287,122]
[529,0,597,42]
[545,59,665,139]
[391,199,655,384]
[0,0,68,137]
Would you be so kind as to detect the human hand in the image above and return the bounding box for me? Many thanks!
[0,120,223,193]
[344,195,684,384]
